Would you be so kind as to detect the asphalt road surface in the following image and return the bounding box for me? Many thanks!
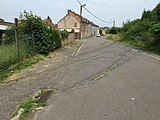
[30,37,160,120]
[0,36,160,120]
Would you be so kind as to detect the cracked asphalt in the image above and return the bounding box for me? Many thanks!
[0,37,160,120]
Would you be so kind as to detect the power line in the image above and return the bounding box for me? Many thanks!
[77,0,82,5]
[76,0,112,24]
[83,7,112,23]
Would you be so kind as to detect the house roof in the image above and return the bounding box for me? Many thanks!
[58,10,99,27]
[0,25,8,30]
[43,17,55,28]
[0,22,15,26]
[0,22,15,30]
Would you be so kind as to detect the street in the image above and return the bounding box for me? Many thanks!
[0,36,160,120]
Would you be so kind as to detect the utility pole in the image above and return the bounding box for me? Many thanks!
[113,20,116,27]
[79,4,86,39]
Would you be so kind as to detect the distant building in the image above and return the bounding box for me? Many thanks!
[43,16,57,29]
[58,10,99,39]
[0,22,14,40]
[0,24,7,31]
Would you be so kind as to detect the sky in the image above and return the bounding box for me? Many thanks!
[0,0,160,27]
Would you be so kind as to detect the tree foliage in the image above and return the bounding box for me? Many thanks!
[60,29,69,40]
[19,11,61,54]
[0,18,4,22]
[108,27,118,34]
[2,27,15,44]
[120,3,160,51]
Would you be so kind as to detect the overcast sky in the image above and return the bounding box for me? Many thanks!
[0,0,159,27]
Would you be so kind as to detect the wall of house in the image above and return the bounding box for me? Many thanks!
[88,24,92,37]
[61,33,75,46]
[92,26,99,36]
[81,23,92,38]
[58,15,80,32]
[58,10,99,39]
[58,14,81,39]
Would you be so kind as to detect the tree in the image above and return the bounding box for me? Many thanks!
[0,18,4,22]
[149,23,160,47]
[108,27,118,34]
[120,3,160,51]
[141,10,151,20]
[151,3,160,22]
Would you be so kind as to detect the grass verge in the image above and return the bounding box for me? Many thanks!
[106,34,160,54]
[0,54,44,82]
[106,34,120,41]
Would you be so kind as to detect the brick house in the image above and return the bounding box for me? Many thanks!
[58,10,99,39]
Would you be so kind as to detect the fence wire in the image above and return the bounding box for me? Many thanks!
[0,27,36,72]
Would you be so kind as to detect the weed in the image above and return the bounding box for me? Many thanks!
[19,97,35,120]
[12,88,48,120]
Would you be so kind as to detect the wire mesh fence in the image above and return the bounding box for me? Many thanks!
[0,26,36,72]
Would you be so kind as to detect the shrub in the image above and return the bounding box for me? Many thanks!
[0,18,4,22]
[60,29,69,40]
[149,23,160,47]
[19,11,61,54]
[108,27,118,34]
[119,3,160,52]
[2,26,16,44]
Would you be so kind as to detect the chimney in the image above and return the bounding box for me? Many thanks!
[47,16,52,22]
[68,10,72,14]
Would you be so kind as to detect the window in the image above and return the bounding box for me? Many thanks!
[74,23,77,27]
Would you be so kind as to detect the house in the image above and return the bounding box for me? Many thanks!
[43,16,57,29]
[58,10,99,39]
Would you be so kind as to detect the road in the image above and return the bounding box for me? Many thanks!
[0,36,160,120]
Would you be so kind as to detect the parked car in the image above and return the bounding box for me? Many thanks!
[96,34,101,37]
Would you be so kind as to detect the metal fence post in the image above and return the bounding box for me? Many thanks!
[14,18,20,62]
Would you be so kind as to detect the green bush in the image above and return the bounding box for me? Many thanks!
[60,29,69,40]
[108,27,118,34]
[149,23,160,47]
[120,3,160,52]
[0,11,62,81]
[0,18,4,22]
[19,11,61,54]
[2,27,16,44]
[0,11,62,73]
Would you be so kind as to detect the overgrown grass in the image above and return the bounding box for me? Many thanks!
[0,41,44,82]
[120,39,160,52]
[107,34,160,53]
[0,54,44,82]
[119,3,160,53]
[0,41,33,71]
[106,34,120,41]
[0,44,17,71]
